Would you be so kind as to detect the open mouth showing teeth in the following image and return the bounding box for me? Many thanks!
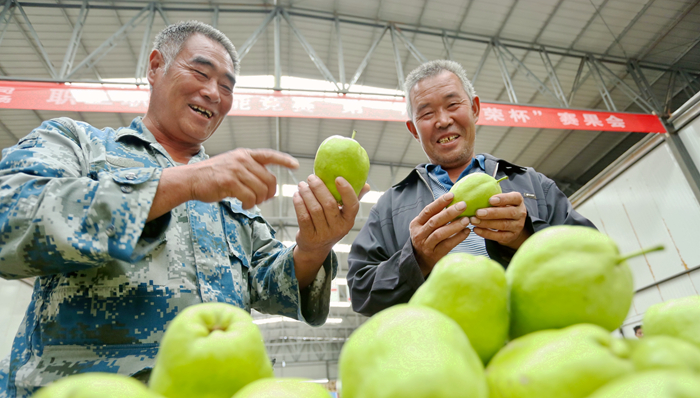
[189,105,213,119]
[438,135,459,144]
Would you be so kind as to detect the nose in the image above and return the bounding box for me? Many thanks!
[435,108,453,129]
[201,79,221,104]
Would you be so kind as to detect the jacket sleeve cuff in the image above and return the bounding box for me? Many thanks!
[86,167,168,262]
[401,237,427,289]
[298,250,337,326]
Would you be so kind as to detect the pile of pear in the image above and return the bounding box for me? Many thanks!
[337,225,700,398]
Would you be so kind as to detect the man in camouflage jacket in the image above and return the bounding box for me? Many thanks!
[0,22,365,398]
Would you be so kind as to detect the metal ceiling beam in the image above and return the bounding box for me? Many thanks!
[493,40,563,107]
[280,8,339,90]
[238,9,277,61]
[627,60,662,114]
[13,1,698,75]
[347,25,387,89]
[441,30,452,60]
[64,3,151,80]
[59,0,89,79]
[389,25,404,90]
[335,17,345,90]
[490,0,565,106]
[134,2,155,83]
[568,57,586,106]
[593,58,656,114]
[471,42,490,85]
[13,0,58,78]
[540,47,568,108]
[586,55,617,112]
[492,40,518,103]
[393,25,427,64]
[0,0,14,48]
[155,3,169,26]
[211,4,218,29]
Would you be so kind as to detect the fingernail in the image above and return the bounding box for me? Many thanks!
[308,174,318,182]
[470,217,480,225]
[460,217,470,226]
[490,196,500,205]
[476,209,487,217]
[299,181,308,188]
[455,201,466,210]
[444,193,454,200]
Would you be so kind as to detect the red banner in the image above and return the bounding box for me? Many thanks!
[0,81,666,133]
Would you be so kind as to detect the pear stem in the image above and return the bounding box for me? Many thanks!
[352,130,357,140]
[496,176,508,183]
[617,244,664,263]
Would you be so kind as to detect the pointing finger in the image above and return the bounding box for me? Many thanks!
[249,149,300,169]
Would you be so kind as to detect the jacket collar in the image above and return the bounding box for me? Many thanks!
[397,153,526,188]
[115,117,208,162]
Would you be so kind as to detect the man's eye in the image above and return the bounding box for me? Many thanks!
[448,102,460,108]
[419,112,433,120]
[221,85,233,93]
[195,70,208,78]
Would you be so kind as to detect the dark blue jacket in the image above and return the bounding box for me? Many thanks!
[347,153,595,317]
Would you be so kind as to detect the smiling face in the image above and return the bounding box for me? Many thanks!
[406,71,480,175]
[145,33,235,151]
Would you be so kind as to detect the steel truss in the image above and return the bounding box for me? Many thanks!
[0,1,698,115]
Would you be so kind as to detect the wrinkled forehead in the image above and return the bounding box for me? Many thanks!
[411,71,466,99]
[181,34,236,82]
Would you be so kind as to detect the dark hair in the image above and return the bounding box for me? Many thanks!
[633,325,642,332]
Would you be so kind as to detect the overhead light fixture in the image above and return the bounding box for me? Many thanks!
[307,378,330,384]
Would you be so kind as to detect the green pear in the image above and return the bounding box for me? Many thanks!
[643,295,700,350]
[586,370,700,398]
[448,173,507,218]
[313,130,370,204]
[232,378,330,398]
[486,323,634,398]
[629,335,700,373]
[339,304,488,398]
[149,302,274,398]
[409,252,508,365]
[32,372,163,398]
[506,225,663,338]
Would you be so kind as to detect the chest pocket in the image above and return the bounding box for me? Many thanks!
[220,199,272,309]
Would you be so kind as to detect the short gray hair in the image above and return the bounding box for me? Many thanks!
[404,60,477,120]
[153,20,240,77]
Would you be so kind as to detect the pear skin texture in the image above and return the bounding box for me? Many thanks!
[338,304,488,398]
[313,135,370,204]
[448,173,504,218]
[628,335,700,373]
[409,253,508,365]
[232,378,331,398]
[643,295,700,350]
[32,373,163,398]
[149,303,274,398]
[506,225,634,338]
[586,370,700,398]
[485,324,635,398]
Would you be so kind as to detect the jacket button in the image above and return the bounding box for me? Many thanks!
[121,185,134,194]
[105,224,116,237]
[125,173,137,180]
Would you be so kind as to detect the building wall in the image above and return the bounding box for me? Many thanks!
[576,132,700,337]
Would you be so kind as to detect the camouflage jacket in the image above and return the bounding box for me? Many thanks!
[0,117,336,398]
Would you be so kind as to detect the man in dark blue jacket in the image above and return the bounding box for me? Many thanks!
[347,60,594,317]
